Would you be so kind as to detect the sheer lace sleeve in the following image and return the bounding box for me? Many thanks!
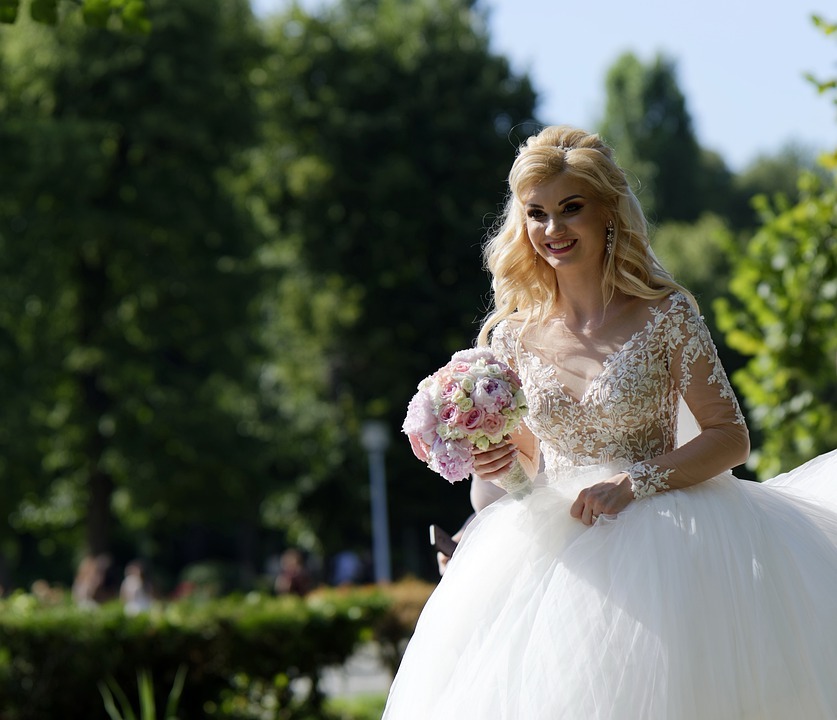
[628,295,750,497]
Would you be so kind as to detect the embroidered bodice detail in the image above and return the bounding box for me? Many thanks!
[490,293,746,483]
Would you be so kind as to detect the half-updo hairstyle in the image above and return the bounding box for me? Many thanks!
[478,125,692,346]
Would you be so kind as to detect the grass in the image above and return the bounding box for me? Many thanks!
[324,692,388,720]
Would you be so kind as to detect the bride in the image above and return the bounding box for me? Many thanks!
[381,125,837,719]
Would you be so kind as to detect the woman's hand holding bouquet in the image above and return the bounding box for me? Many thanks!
[403,348,529,493]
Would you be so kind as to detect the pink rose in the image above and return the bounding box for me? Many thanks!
[449,361,471,375]
[438,403,459,426]
[439,380,459,400]
[459,406,485,432]
[481,412,505,438]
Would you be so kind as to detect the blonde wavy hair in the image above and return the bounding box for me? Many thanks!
[478,125,693,346]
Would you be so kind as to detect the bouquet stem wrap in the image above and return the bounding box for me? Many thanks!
[496,460,533,499]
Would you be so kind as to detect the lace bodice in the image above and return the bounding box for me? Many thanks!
[491,293,747,491]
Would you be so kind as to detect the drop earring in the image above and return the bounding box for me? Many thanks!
[605,222,615,254]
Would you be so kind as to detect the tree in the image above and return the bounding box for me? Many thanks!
[651,213,735,308]
[805,14,837,172]
[0,0,343,584]
[728,144,828,229]
[713,16,837,479]
[598,52,713,223]
[0,0,149,32]
[714,172,837,478]
[259,0,538,573]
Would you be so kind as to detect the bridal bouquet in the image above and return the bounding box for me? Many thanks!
[403,348,528,483]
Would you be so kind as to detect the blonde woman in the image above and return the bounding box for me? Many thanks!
[382,126,837,719]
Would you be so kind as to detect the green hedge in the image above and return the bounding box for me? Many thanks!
[0,588,393,720]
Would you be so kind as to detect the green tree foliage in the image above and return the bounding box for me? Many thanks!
[729,143,827,228]
[714,172,837,478]
[596,51,793,232]
[805,15,837,172]
[599,52,711,222]
[258,0,538,569]
[652,214,735,309]
[0,0,345,582]
[714,15,837,479]
[0,0,149,32]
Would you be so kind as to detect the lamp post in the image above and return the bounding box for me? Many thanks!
[361,420,392,584]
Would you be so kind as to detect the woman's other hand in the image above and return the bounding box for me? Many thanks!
[571,472,633,525]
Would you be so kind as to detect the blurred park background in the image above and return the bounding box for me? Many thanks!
[0,0,835,717]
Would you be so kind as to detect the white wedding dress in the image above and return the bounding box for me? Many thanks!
[382,293,837,719]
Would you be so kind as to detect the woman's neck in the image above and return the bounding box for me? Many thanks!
[552,274,615,332]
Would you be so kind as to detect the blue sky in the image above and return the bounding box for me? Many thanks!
[254,0,836,171]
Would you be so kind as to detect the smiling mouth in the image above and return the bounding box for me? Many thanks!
[546,239,577,253]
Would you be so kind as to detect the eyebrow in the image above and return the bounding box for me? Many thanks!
[525,194,585,208]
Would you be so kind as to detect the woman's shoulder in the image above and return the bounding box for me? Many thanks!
[643,289,718,354]
[490,312,526,340]
[647,289,699,320]
[487,313,528,365]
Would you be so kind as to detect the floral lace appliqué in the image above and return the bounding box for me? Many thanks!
[489,293,744,478]
[627,462,673,499]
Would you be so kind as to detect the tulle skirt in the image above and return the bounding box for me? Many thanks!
[382,450,837,719]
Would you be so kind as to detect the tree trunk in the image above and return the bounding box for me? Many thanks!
[85,467,113,556]
[77,254,113,557]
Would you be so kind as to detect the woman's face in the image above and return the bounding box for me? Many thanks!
[521,173,609,278]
